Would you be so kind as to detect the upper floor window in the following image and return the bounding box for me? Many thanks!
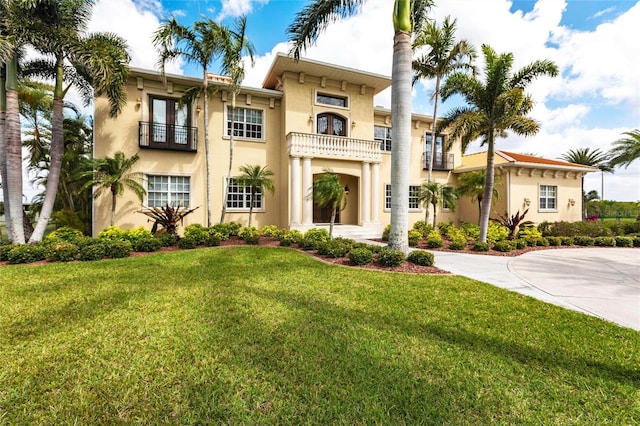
[425,133,451,169]
[226,178,264,210]
[539,185,557,210]
[384,184,421,210]
[147,175,190,208]
[227,106,263,139]
[316,93,348,108]
[150,97,190,146]
[317,113,346,136]
[375,126,392,151]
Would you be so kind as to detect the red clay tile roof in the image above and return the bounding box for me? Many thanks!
[498,151,595,169]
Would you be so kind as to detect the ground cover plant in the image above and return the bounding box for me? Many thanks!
[0,247,638,424]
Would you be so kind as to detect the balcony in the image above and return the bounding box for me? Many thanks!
[287,132,382,162]
[423,152,454,171]
[139,121,198,152]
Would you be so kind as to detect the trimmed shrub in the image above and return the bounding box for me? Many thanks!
[594,236,616,247]
[492,240,514,252]
[103,239,133,258]
[97,226,128,242]
[448,235,467,250]
[486,222,509,244]
[7,244,49,264]
[300,228,330,250]
[460,222,479,241]
[227,221,242,236]
[45,227,85,245]
[351,242,382,253]
[260,225,282,238]
[408,230,422,247]
[437,222,454,235]
[124,227,155,248]
[132,236,162,252]
[278,230,303,247]
[412,220,433,237]
[78,240,106,261]
[48,242,79,262]
[177,236,199,249]
[615,236,633,247]
[518,226,543,240]
[513,238,528,249]
[378,248,405,267]
[540,221,613,238]
[239,226,260,245]
[425,229,443,248]
[381,224,391,241]
[317,239,350,258]
[349,247,374,265]
[205,231,223,247]
[559,236,574,246]
[473,241,489,252]
[633,236,640,248]
[574,236,595,246]
[183,224,209,245]
[156,233,178,247]
[211,223,232,240]
[0,244,18,261]
[407,250,434,266]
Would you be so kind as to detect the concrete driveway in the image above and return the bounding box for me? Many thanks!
[431,248,640,330]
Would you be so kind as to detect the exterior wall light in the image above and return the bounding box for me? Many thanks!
[524,197,531,206]
[568,198,576,206]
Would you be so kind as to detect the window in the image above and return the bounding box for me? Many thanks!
[425,133,446,167]
[226,107,263,139]
[317,113,346,136]
[539,185,557,210]
[384,184,421,210]
[147,175,190,207]
[150,97,190,145]
[316,93,347,108]
[375,126,392,151]
[226,178,263,210]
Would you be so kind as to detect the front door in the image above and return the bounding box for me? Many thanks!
[313,203,340,224]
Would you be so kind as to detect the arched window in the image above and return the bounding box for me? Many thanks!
[317,113,346,136]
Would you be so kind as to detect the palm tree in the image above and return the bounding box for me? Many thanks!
[309,169,347,239]
[287,0,431,254]
[412,15,476,182]
[234,164,275,227]
[154,17,226,227]
[456,170,500,224]
[80,151,146,227]
[560,147,612,218]
[418,181,457,228]
[9,0,130,243]
[438,44,558,242]
[608,129,640,169]
[218,16,255,224]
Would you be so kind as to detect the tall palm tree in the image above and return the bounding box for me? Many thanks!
[234,164,275,227]
[287,0,431,254]
[560,147,612,218]
[80,151,146,227]
[8,0,130,243]
[309,169,347,239]
[412,15,476,182]
[218,16,255,224]
[608,129,640,169]
[456,170,500,224]
[438,44,558,242]
[154,17,227,228]
[418,180,457,228]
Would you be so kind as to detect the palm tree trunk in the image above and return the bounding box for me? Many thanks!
[388,25,412,255]
[329,207,336,239]
[4,54,24,244]
[427,75,441,182]
[479,134,496,243]
[220,92,236,224]
[110,188,117,226]
[202,71,212,227]
[248,189,254,227]
[432,202,437,228]
[477,198,482,224]
[0,63,9,241]
[30,57,65,243]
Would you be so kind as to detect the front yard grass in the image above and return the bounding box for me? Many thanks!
[1,246,638,425]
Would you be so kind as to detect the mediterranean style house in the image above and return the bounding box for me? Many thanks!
[92,53,596,237]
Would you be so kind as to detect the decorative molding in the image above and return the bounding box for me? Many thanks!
[136,77,144,90]
[246,94,251,105]
[384,116,391,125]
[341,80,347,91]
[269,98,275,109]
[360,85,366,95]
[414,120,421,129]
[298,72,305,84]
[529,168,535,177]
[320,76,326,87]
[167,82,173,94]
[221,91,228,102]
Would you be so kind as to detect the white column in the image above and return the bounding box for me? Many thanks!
[371,162,380,223]
[290,156,301,225]
[361,162,371,224]
[302,157,313,225]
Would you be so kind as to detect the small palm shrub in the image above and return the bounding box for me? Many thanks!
[7,243,49,264]
[378,248,405,267]
[493,240,514,252]
[45,227,85,246]
[407,250,434,266]
[408,230,422,247]
[594,236,616,247]
[260,225,282,238]
[317,239,350,258]
[103,239,133,258]
[48,242,79,262]
[349,248,374,265]
[183,224,209,245]
[574,236,595,246]
[381,224,391,241]
[473,241,489,252]
[78,240,106,261]
[239,226,260,245]
[615,236,633,247]
[425,229,443,248]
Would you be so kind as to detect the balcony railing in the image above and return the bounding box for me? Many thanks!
[139,121,198,152]
[287,132,382,162]
[422,152,454,171]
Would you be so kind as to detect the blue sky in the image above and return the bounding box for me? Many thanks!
[76,0,638,202]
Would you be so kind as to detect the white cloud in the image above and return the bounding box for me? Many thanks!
[216,0,269,21]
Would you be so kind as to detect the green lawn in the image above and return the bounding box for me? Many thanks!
[1,247,638,425]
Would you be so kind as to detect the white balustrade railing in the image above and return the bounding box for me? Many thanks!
[287,132,382,162]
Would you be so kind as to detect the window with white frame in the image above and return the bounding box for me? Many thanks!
[147,175,190,207]
[375,126,392,151]
[226,178,263,210]
[539,185,557,210]
[384,184,421,210]
[226,106,263,139]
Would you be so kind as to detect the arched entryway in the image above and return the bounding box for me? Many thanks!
[311,172,358,225]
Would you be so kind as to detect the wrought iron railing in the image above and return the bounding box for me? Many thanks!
[422,152,454,171]
[139,121,198,152]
